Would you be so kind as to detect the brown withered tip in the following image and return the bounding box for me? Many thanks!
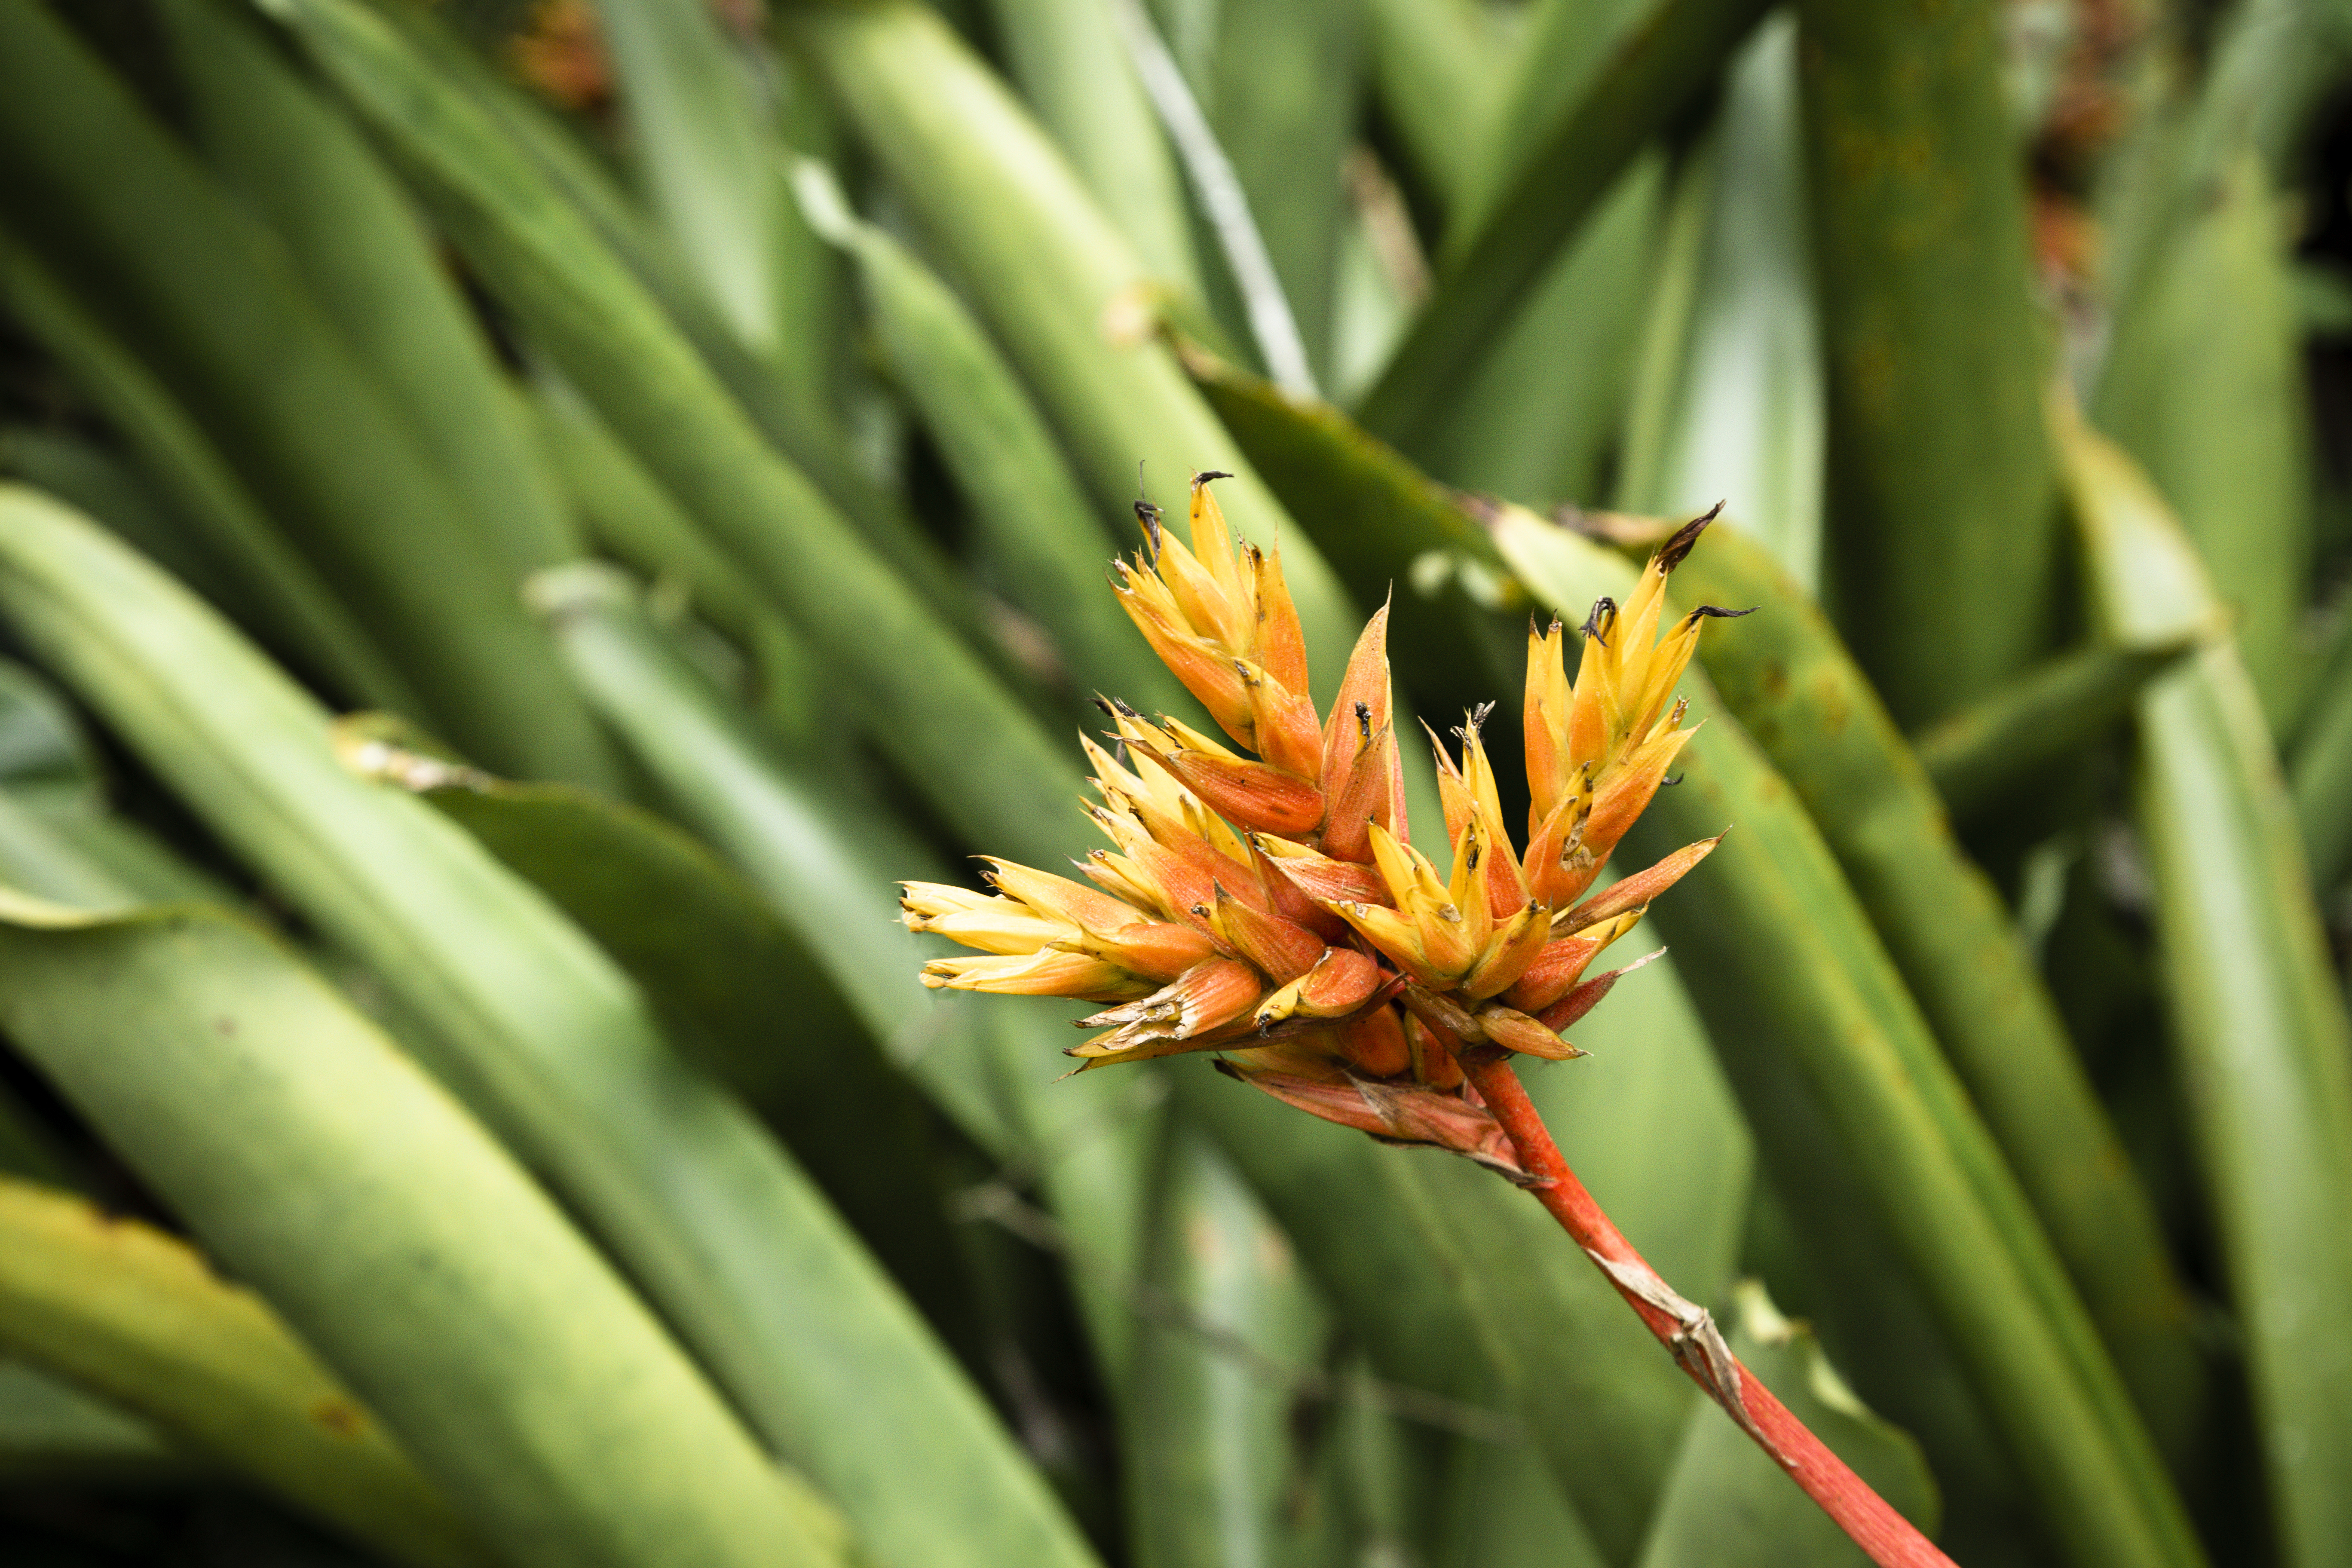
[1192,469,1235,486]
[1580,596,1617,643]
[1654,500,1727,570]
[1133,498,1164,562]
[1685,603,1757,622]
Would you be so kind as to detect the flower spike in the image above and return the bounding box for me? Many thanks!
[909,496,1738,1160]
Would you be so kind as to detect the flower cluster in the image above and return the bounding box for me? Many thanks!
[902,476,1733,1178]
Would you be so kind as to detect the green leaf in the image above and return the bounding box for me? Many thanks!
[1612,17,1822,587]
[2062,415,2352,1568]
[1124,1124,1329,1568]
[1411,157,1662,508]
[1914,642,2193,821]
[530,563,1164,1387]
[0,3,613,786]
[785,0,1369,703]
[372,0,957,622]
[987,0,1204,293]
[1356,0,1771,451]
[791,168,1185,712]
[0,1174,489,1568]
[0,894,847,1568]
[2097,150,2311,737]
[1634,1283,1937,1568]
[341,716,979,1356]
[592,0,789,356]
[1493,511,2203,1568]
[0,1359,180,1482]
[0,245,421,719]
[0,486,1099,1568]
[1167,1070,1691,1564]
[1173,0,1365,383]
[1453,0,1651,238]
[260,0,1078,864]
[1430,1439,1607,1568]
[1791,0,2060,727]
[159,0,582,576]
[1659,521,2209,1465]
[1358,0,1505,212]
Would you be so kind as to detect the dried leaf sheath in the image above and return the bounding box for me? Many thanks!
[903,476,1730,1170]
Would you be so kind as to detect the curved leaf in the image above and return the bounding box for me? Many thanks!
[1791,0,2059,727]
[0,3,612,785]
[785,0,1369,701]
[1660,522,2208,1464]
[0,1175,487,1568]
[0,486,1100,1568]
[0,894,844,1568]
[2063,415,2352,1568]
[1357,0,1771,451]
[259,0,1078,863]
[159,0,581,576]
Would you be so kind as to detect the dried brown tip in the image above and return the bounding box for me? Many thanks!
[1134,499,1164,562]
[1654,500,1727,571]
[1684,603,1757,622]
[1192,469,1235,486]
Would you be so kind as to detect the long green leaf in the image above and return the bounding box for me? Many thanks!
[1189,369,2202,1567]
[1916,642,2191,821]
[1174,0,1364,383]
[0,3,612,786]
[1792,0,2059,726]
[592,0,787,355]
[1453,0,1650,238]
[261,0,1078,864]
[1431,1439,1605,1568]
[1413,159,1661,508]
[0,486,1099,1568]
[1172,1064,1695,1568]
[1660,522,2208,1463]
[1125,1124,1329,1568]
[2096,147,2311,735]
[2063,416,2352,1568]
[989,0,1204,292]
[0,892,845,1568]
[0,1360,180,1481]
[784,0,1368,699]
[1358,0,1504,211]
[343,719,980,1351]
[0,1175,487,1568]
[531,564,1163,1384]
[374,0,962,625]
[1493,513,2200,1568]
[790,167,1182,711]
[1356,0,1771,451]
[1613,16,1822,586]
[0,242,421,718]
[159,0,581,577]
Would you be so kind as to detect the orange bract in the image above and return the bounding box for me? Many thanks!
[902,476,1736,1176]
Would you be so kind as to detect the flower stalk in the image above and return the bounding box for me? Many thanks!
[1454,1043,1956,1568]
[902,474,1954,1565]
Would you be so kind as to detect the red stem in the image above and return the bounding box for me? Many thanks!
[1459,1049,1957,1568]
